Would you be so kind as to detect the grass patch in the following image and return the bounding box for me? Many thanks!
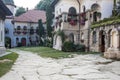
[17,47,72,59]
[0,52,18,77]
[17,47,101,59]
[75,52,101,55]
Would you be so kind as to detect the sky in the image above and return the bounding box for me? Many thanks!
[14,0,41,9]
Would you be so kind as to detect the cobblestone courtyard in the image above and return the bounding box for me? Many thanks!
[0,49,120,80]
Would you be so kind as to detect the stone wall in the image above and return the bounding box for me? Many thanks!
[90,24,120,59]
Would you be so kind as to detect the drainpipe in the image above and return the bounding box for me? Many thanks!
[76,0,81,44]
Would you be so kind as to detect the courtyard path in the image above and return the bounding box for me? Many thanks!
[0,49,120,80]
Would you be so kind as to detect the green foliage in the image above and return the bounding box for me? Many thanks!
[38,19,45,46]
[45,39,53,48]
[35,0,54,37]
[91,16,120,28]
[75,44,86,52]
[62,41,75,52]
[17,47,72,59]
[5,37,11,48]
[35,0,54,10]
[0,52,18,77]
[15,7,26,16]
[56,30,65,42]
[62,41,86,52]
[17,42,22,47]
[38,19,45,37]
[46,5,54,37]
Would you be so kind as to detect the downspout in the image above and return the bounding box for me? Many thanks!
[76,0,81,44]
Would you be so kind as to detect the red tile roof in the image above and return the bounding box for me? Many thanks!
[13,10,46,23]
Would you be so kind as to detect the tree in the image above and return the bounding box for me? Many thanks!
[116,0,120,14]
[46,5,54,37]
[35,0,53,11]
[38,19,45,46]
[35,0,54,37]
[15,7,26,16]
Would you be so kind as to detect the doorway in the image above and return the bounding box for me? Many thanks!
[99,30,106,52]
[5,37,11,48]
[21,38,26,46]
[93,12,97,22]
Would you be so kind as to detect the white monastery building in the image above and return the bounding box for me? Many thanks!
[51,0,120,59]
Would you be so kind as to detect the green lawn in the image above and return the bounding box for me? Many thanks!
[0,52,18,77]
[17,47,100,59]
[17,47,72,59]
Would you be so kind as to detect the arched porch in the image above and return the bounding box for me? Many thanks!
[104,28,120,59]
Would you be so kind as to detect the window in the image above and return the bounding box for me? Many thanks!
[68,7,77,26]
[16,38,19,45]
[5,28,9,34]
[36,27,39,35]
[17,26,21,34]
[30,27,34,35]
[69,33,74,43]
[23,26,27,34]
[91,4,100,11]
[83,5,86,12]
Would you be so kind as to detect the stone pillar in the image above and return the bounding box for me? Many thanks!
[96,30,99,51]
[104,28,120,59]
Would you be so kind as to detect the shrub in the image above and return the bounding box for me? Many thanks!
[45,39,53,48]
[75,44,85,52]
[62,41,85,52]
[62,41,75,52]
[17,42,22,47]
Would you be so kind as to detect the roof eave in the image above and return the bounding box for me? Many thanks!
[0,0,13,16]
[51,0,60,7]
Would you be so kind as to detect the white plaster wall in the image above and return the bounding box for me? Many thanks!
[5,18,15,47]
[55,0,113,18]
[6,5,15,16]
[81,0,113,19]
[13,22,39,46]
[0,19,5,47]
[55,0,79,17]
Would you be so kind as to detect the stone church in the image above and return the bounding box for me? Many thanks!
[51,0,120,59]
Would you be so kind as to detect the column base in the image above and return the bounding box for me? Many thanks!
[104,47,120,59]
[0,47,6,56]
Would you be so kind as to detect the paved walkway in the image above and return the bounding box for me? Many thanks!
[0,49,120,80]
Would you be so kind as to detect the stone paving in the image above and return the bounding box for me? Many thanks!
[0,49,120,80]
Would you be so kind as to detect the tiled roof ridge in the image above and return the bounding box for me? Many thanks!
[13,9,46,23]
[22,13,32,22]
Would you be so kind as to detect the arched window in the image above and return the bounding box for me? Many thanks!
[68,7,77,26]
[68,7,77,15]
[23,26,27,34]
[36,27,39,35]
[83,5,86,12]
[30,27,34,35]
[93,31,97,44]
[23,26,27,30]
[17,26,21,30]
[17,26,21,34]
[91,4,100,11]
[16,38,19,46]
[5,28,9,34]
[91,4,101,22]
[69,33,74,43]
